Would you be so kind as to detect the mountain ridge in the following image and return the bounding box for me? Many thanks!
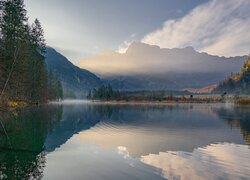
[45,48,102,98]
[79,42,247,90]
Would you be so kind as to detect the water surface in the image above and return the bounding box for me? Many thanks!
[1,102,250,179]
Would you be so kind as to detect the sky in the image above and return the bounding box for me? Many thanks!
[25,0,250,64]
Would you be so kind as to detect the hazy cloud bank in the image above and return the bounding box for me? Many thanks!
[79,42,246,77]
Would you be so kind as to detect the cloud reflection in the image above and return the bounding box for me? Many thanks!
[141,143,250,180]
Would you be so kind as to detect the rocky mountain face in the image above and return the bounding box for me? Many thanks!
[45,44,248,96]
[79,42,247,91]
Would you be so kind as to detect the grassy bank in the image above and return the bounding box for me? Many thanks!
[235,99,250,105]
[0,99,36,109]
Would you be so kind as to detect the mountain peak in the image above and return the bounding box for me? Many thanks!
[126,42,197,55]
[126,42,160,54]
[77,42,247,91]
[183,46,195,51]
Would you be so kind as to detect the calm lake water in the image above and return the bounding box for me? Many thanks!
[1,101,250,180]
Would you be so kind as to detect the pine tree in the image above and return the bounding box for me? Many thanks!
[0,0,30,100]
[30,18,46,55]
[0,0,63,102]
[29,18,47,101]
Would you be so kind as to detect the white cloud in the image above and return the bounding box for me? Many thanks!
[117,33,137,53]
[117,146,130,159]
[142,0,250,57]
[117,40,133,53]
[141,143,250,180]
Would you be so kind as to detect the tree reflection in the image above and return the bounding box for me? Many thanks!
[213,106,250,145]
[0,105,62,179]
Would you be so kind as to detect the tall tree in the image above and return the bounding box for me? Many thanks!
[30,18,46,55]
[0,0,30,100]
[29,18,47,101]
[0,0,63,102]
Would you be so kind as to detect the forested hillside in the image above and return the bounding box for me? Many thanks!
[45,48,102,99]
[214,56,250,94]
[0,0,62,103]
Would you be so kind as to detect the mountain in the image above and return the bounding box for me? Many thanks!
[214,56,250,94]
[45,105,102,152]
[45,48,102,98]
[183,84,219,94]
[79,42,247,90]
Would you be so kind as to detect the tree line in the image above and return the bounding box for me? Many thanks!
[87,85,121,100]
[87,85,193,101]
[0,0,62,103]
[213,56,250,95]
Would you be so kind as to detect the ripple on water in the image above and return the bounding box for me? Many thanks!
[141,143,250,180]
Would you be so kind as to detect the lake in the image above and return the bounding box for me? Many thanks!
[1,101,250,180]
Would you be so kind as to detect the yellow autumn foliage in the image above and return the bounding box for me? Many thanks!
[7,101,28,108]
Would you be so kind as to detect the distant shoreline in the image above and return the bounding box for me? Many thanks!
[89,97,250,105]
[89,95,225,104]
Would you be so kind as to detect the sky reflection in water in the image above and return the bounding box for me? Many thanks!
[1,103,250,179]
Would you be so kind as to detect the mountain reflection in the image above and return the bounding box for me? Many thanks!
[45,103,250,157]
[45,103,250,180]
[0,105,62,180]
[1,103,250,180]
[77,104,245,157]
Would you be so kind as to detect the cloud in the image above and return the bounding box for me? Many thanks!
[117,33,137,53]
[141,143,250,179]
[117,40,133,53]
[142,0,250,57]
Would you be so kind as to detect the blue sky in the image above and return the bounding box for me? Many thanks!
[25,0,250,63]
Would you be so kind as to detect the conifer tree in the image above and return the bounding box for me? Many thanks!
[0,0,63,102]
[29,18,47,101]
[30,18,46,55]
[0,0,30,99]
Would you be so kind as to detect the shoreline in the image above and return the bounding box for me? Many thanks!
[89,96,227,104]
[0,100,42,110]
[88,97,250,106]
[2,97,250,109]
[51,98,235,105]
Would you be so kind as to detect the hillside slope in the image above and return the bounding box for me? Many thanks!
[214,56,250,94]
[45,48,102,98]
